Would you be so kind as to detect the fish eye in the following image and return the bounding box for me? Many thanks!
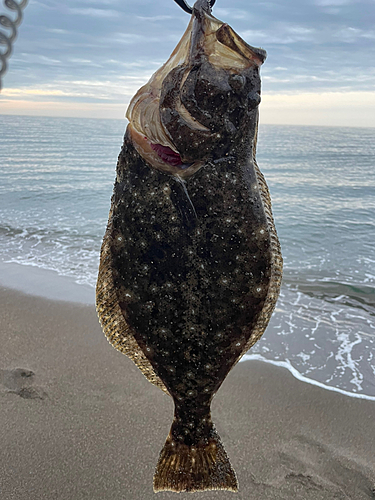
[228,73,246,91]
[248,91,261,108]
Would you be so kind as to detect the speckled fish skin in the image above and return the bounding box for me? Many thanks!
[96,0,282,493]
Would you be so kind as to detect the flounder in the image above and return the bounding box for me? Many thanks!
[96,0,282,492]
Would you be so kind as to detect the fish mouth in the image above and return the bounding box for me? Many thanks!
[126,0,266,178]
[127,126,205,180]
[150,143,184,168]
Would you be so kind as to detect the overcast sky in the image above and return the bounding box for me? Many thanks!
[1,0,374,126]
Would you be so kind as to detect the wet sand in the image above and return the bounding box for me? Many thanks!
[0,285,374,500]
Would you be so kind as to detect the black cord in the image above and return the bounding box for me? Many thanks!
[0,0,28,91]
[173,0,216,15]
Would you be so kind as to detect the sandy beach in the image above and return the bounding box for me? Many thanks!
[0,284,374,500]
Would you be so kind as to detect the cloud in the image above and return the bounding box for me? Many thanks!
[38,56,61,65]
[0,99,127,119]
[260,91,375,127]
[240,24,316,45]
[315,0,352,5]
[333,26,375,42]
[1,0,375,127]
[46,28,69,34]
[136,15,175,21]
[109,33,148,44]
[1,70,154,104]
[2,90,374,127]
[69,8,119,18]
[214,8,251,20]
[68,58,93,64]
[109,32,180,46]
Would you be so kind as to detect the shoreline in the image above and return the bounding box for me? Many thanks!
[241,354,375,402]
[1,260,374,402]
[0,285,374,499]
[0,260,94,305]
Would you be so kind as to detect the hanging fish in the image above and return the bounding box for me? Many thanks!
[96,0,282,492]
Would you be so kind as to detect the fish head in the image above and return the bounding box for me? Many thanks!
[126,0,266,176]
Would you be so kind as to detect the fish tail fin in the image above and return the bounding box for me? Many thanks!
[153,424,238,493]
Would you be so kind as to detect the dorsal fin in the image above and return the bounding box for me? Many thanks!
[96,207,169,396]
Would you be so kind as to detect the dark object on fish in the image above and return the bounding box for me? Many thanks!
[96,0,282,492]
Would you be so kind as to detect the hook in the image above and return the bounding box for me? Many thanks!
[173,0,216,15]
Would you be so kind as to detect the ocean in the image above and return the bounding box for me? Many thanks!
[0,114,374,400]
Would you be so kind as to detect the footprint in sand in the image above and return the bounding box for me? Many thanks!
[0,368,47,399]
[278,435,374,499]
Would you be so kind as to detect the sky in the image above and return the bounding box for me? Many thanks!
[0,0,375,126]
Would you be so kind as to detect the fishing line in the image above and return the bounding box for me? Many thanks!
[175,174,198,220]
